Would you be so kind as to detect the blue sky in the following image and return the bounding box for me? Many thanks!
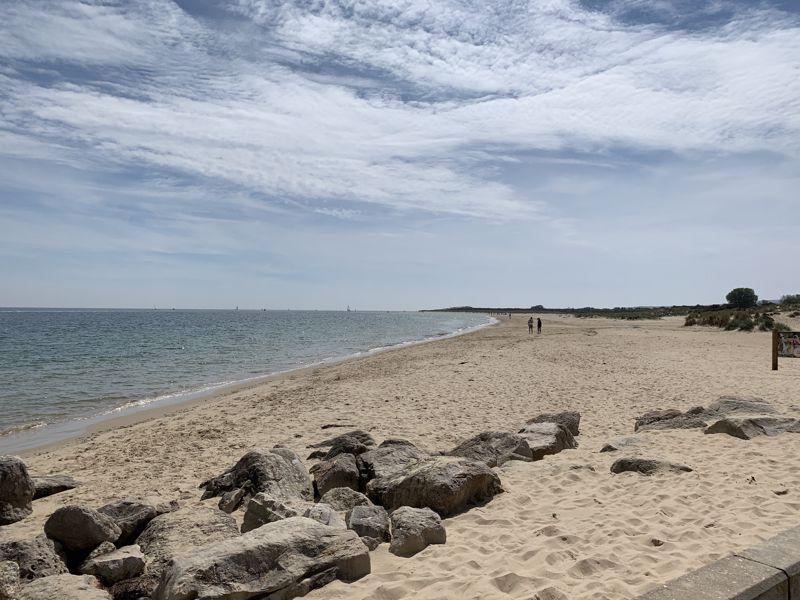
[1,0,798,310]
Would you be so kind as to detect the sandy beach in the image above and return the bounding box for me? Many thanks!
[3,314,800,599]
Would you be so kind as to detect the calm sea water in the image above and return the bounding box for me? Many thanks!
[0,309,490,451]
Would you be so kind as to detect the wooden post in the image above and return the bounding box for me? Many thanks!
[772,330,779,371]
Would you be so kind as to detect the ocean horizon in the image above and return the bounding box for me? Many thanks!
[0,308,492,453]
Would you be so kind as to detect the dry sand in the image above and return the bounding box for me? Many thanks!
[3,314,800,599]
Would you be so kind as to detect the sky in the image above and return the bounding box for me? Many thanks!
[0,0,798,310]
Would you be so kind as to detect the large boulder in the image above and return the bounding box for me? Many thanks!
[448,432,532,467]
[304,504,346,529]
[31,475,79,500]
[366,456,503,516]
[357,440,428,483]
[345,506,390,543]
[0,535,68,581]
[310,454,360,497]
[704,417,800,440]
[134,507,239,597]
[705,396,776,416]
[389,507,446,557]
[80,544,145,586]
[634,407,707,432]
[610,458,693,476]
[44,505,121,554]
[97,498,158,546]
[0,456,35,525]
[517,423,577,460]
[199,448,313,513]
[0,560,20,600]
[324,436,372,460]
[308,430,375,449]
[241,493,312,533]
[526,411,581,436]
[18,574,110,600]
[319,488,372,512]
[152,517,370,600]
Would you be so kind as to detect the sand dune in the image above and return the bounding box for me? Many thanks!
[3,315,800,599]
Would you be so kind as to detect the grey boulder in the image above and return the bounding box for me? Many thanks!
[308,430,375,449]
[31,475,79,500]
[704,417,800,440]
[448,432,532,467]
[319,488,373,512]
[0,560,19,600]
[526,411,581,436]
[18,574,110,600]
[241,493,311,533]
[304,504,346,529]
[389,507,446,557]
[43,505,122,553]
[80,544,145,586]
[517,422,577,460]
[345,505,390,543]
[97,498,158,546]
[0,535,68,581]
[153,516,370,600]
[310,454,360,497]
[634,408,707,432]
[0,456,35,525]
[324,436,371,460]
[610,458,693,476]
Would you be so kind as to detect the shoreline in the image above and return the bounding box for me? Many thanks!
[2,314,498,458]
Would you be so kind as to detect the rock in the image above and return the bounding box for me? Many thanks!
[319,488,373,512]
[448,432,532,467]
[218,488,246,514]
[241,493,312,533]
[634,409,685,431]
[527,411,581,436]
[306,450,327,461]
[30,475,78,500]
[704,417,800,440]
[18,574,110,600]
[154,500,180,516]
[85,542,116,561]
[705,395,776,416]
[199,447,313,507]
[80,545,145,586]
[345,506,390,543]
[0,535,68,581]
[98,499,158,546]
[360,536,381,551]
[367,457,502,517]
[634,407,708,432]
[0,561,20,600]
[310,454,360,497]
[357,440,429,483]
[44,505,122,554]
[599,437,638,453]
[517,423,577,460]
[610,458,693,476]
[136,507,239,597]
[152,517,370,600]
[388,507,446,557]
[308,430,375,449]
[324,436,371,460]
[304,504,346,529]
[0,456,35,525]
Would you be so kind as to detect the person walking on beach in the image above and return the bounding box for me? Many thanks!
[527,317,534,334]
[537,318,542,334]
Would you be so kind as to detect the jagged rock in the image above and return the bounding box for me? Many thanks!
[518,423,577,460]
[527,411,581,436]
[218,488,246,513]
[311,454,360,497]
[346,506,390,543]
[610,458,693,476]
[135,507,239,597]
[389,507,446,557]
[705,396,776,416]
[80,545,145,586]
[98,499,158,546]
[304,504,346,529]
[704,417,800,440]
[319,488,373,512]
[199,448,313,508]
[85,542,116,561]
[31,475,78,500]
[18,574,110,600]
[448,432,532,467]
[0,456,35,525]
[0,561,19,600]
[306,450,327,461]
[44,505,121,554]
[357,440,428,483]
[241,493,312,533]
[0,535,68,581]
[360,536,381,551]
[154,500,180,516]
[634,407,708,432]
[152,517,370,600]
[308,430,375,449]
[324,436,371,460]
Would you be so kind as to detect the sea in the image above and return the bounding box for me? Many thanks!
[0,308,492,453]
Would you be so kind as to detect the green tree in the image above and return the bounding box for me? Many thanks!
[780,294,800,306]
[726,287,758,309]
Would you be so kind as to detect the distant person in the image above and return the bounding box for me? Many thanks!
[537,318,542,334]
[527,317,534,334]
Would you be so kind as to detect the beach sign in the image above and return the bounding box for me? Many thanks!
[773,330,800,370]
